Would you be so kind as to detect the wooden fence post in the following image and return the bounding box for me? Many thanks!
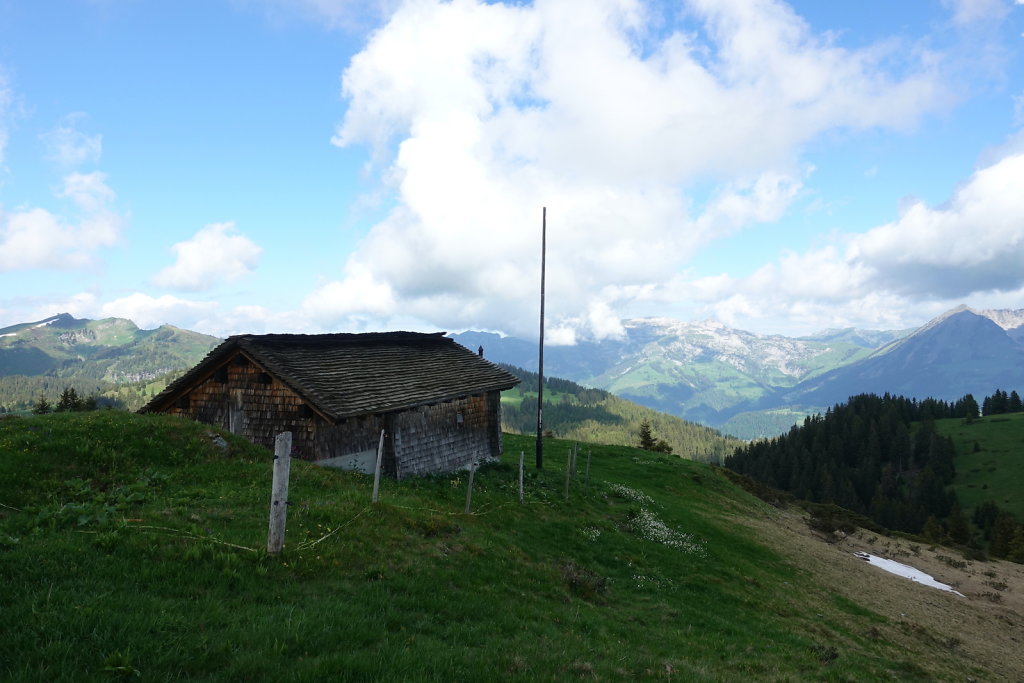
[563,449,572,502]
[518,451,524,504]
[371,430,385,503]
[267,431,292,554]
[584,450,592,492]
[464,463,477,514]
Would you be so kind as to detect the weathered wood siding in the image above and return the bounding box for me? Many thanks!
[388,391,504,479]
[164,350,504,477]
[312,414,389,471]
[162,351,318,457]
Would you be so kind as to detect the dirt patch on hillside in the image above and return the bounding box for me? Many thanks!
[740,505,1024,681]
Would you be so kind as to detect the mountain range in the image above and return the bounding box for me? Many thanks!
[0,313,219,411]
[454,305,1024,439]
[3,306,1022,440]
[0,313,219,383]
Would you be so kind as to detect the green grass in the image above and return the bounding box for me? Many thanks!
[938,412,1024,520]
[0,412,986,680]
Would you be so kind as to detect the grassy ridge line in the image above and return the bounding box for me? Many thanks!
[0,412,991,680]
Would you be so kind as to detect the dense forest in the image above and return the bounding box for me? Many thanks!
[981,388,1023,416]
[499,364,741,463]
[0,370,183,414]
[726,391,1024,562]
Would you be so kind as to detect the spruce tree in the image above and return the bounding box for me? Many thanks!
[32,394,52,415]
[989,512,1018,558]
[1008,526,1024,564]
[638,420,656,450]
[945,505,971,545]
[56,387,82,412]
[962,394,979,423]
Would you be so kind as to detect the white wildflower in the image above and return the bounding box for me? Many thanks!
[632,573,674,590]
[627,508,706,556]
[608,483,655,507]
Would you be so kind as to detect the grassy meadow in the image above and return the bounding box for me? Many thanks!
[0,411,1014,681]
[940,411,1024,520]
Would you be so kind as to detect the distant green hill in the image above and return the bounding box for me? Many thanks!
[0,411,1016,680]
[499,365,745,463]
[0,313,219,411]
[938,412,1024,522]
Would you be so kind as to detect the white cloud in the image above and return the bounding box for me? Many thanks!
[672,148,1024,334]
[41,114,102,167]
[693,172,805,242]
[300,264,396,322]
[0,172,124,270]
[849,152,1024,296]
[152,222,262,291]
[18,291,218,331]
[941,0,1010,25]
[329,0,948,340]
[99,293,219,330]
[60,171,117,214]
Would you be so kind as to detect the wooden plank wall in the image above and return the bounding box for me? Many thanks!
[390,391,502,479]
[313,415,388,467]
[164,352,317,457]
[163,354,506,477]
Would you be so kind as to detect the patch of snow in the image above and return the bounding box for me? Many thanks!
[33,318,59,328]
[853,552,965,597]
[0,333,16,337]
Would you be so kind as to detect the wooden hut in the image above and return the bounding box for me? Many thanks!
[139,331,520,478]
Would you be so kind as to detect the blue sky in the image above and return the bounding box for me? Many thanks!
[1,0,1023,341]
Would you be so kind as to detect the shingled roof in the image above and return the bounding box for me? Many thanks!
[140,331,520,421]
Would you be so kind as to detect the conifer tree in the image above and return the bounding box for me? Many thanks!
[989,512,1018,558]
[638,420,656,450]
[945,505,971,545]
[56,387,82,412]
[961,394,979,423]
[32,394,52,415]
[1008,526,1024,564]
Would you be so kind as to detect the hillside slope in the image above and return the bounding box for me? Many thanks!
[783,308,1024,408]
[939,411,1024,521]
[1,412,1022,680]
[0,313,220,410]
[499,364,742,463]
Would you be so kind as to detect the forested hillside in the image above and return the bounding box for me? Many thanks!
[499,365,741,463]
[726,392,1024,562]
[0,314,217,412]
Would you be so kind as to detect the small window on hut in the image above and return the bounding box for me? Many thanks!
[258,372,273,385]
[176,395,190,410]
[214,367,228,384]
[233,355,250,367]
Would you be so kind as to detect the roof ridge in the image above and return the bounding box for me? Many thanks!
[140,331,519,421]
[229,331,449,344]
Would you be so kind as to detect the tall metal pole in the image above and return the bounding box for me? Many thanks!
[536,207,546,469]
